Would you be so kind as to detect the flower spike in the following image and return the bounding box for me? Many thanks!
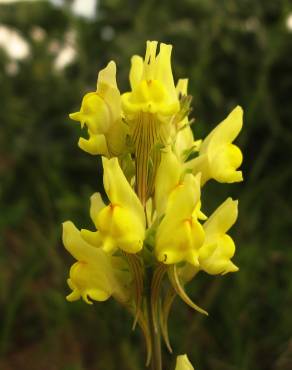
[63,40,244,370]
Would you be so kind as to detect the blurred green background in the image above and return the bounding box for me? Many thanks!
[0,0,292,369]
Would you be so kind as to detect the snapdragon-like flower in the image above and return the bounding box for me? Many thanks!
[69,61,127,156]
[155,172,204,266]
[199,197,239,275]
[187,106,243,185]
[81,157,146,254]
[62,221,130,304]
[122,41,179,116]
[63,40,244,370]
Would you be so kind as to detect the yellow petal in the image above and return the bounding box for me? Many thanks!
[174,125,194,160]
[175,354,194,370]
[198,198,239,275]
[102,157,145,227]
[96,205,144,254]
[80,229,102,247]
[204,198,238,235]
[155,173,205,265]
[155,43,177,103]
[166,173,201,220]
[90,192,106,228]
[69,111,82,122]
[176,79,188,96]
[97,60,117,90]
[96,61,121,123]
[129,55,144,90]
[187,106,243,185]
[62,221,98,261]
[67,261,111,304]
[66,279,81,301]
[210,144,243,183]
[201,105,243,152]
[63,222,130,303]
[122,41,179,116]
[184,154,208,185]
[144,40,158,80]
[78,134,109,156]
[156,219,203,266]
[198,236,239,275]
[155,148,181,217]
[193,201,208,221]
[70,92,111,134]
[93,158,146,253]
[70,61,126,157]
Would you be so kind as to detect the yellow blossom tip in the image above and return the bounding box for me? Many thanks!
[175,354,194,370]
[222,262,239,275]
[97,60,117,89]
[176,79,188,96]
[69,112,81,121]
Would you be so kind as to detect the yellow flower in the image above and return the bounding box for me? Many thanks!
[69,61,127,156]
[120,41,181,205]
[198,197,239,275]
[175,354,194,370]
[122,41,179,116]
[155,172,205,265]
[81,157,146,254]
[62,221,129,304]
[187,106,243,185]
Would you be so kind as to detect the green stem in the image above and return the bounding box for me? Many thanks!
[146,268,162,370]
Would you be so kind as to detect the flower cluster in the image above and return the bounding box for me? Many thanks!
[62,41,243,367]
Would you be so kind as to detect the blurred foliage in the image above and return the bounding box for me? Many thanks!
[0,0,292,369]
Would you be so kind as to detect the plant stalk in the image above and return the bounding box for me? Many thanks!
[146,268,162,370]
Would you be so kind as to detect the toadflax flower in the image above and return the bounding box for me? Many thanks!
[186,106,243,185]
[198,197,239,275]
[62,221,130,304]
[155,171,205,266]
[63,40,244,370]
[81,157,146,254]
[69,61,127,156]
[121,41,180,205]
[122,41,179,116]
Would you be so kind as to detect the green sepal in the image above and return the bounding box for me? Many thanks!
[136,305,152,366]
[168,264,208,316]
[173,94,193,125]
[123,252,144,330]
[123,300,152,367]
[150,263,167,334]
[160,287,177,353]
